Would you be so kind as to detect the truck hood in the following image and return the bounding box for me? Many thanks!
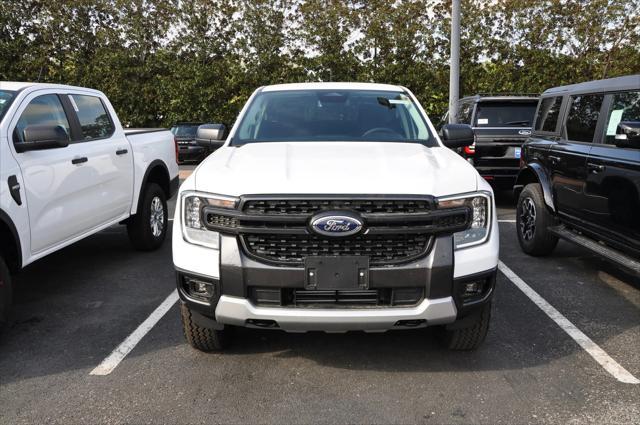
[193,142,478,197]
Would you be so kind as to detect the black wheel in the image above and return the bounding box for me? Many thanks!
[127,183,168,251]
[0,255,12,328]
[180,303,231,352]
[516,183,558,256]
[440,302,491,350]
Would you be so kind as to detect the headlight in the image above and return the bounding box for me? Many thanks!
[438,192,492,249]
[181,192,238,249]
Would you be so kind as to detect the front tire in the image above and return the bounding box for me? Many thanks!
[516,183,558,256]
[0,255,12,328]
[127,183,168,251]
[440,302,491,350]
[180,303,231,352]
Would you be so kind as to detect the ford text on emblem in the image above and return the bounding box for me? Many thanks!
[310,212,363,237]
[518,129,531,136]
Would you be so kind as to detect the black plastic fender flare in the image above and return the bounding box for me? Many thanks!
[515,163,555,212]
[0,209,22,269]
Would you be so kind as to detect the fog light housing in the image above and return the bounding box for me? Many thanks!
[182,275,219,302]
[464,281,481,295]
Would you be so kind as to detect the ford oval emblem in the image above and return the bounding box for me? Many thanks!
[310,212,363,237]
[518,129,531,136]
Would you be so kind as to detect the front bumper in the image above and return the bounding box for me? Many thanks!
[214,295,457,332]
[174,234,497,332]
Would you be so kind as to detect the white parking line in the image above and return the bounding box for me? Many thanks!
[498,260,639,385]
[498,219,516,223]
[90,289,179,376]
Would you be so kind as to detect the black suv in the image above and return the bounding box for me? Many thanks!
[515,75,640,273]
[171,122,205,163]
[439,95,539,190]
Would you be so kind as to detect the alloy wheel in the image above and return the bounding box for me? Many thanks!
[150,196,165,237]
[519,197,536,241]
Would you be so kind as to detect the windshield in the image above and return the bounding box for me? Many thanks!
[233,90,434,145]
[475,101,538,127]
[0,90,16,122]
[171,124,200,138]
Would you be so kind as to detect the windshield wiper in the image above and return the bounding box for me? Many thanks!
[504,120,530,125]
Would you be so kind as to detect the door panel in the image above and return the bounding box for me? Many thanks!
[549,142,592,216]
[11,93,98,253]
[67,94,133,222]
[584,90,640,249]
[551,93,604,217]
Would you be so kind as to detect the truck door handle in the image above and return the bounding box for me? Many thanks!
[587,162,605,173]
[8,175,22,206]
[71,157,88,165]
[548,155,562,164]
[116,149,128,156]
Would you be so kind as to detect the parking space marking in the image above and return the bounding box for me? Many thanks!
[90,289,179,376]
[498,219,516,223]
[498,260,640,384]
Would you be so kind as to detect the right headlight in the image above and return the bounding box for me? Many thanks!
[181,191,238,249]
[438,192,492,250]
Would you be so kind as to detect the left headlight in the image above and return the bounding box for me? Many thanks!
[438,192,492,250]
[181,192,238,249]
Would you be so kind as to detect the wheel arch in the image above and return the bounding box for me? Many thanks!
[514,164,555,212]
[0,209,22,271]
[135,160,171,214]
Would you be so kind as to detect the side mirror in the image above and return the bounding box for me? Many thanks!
[196,124,227,150]
[615,121,640,148]
[441,124,474,149]
[15,125,70,153]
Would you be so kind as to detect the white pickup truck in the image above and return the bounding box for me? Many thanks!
[0,82,179,324]
[173,83,499,352]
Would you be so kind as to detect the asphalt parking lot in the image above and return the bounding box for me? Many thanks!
[1,166,639,424]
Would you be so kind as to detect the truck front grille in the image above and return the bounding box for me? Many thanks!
[250,287,424,308]
[201,195,470,267]
[242,233,431,266]
[243,198,433,215]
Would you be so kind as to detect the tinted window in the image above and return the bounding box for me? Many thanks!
[604,91,640,144]
[171,125,200,138]
[234,90,434,145]
[457,102,473,124]
[0,90,16,122]
[14,94,71,144]
[565,94,604,143]
[534,96,563,132]
[475,101,537,127]
[70,95,114,140]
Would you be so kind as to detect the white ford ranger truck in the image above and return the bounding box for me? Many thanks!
[0,82,179,325]
[173,83,499,351]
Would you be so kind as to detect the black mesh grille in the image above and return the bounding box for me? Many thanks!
[249,287,424,308]
[205,214,240,228]
[243,199,432,215]
[294,289,381,306]
[243,234,430,265]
